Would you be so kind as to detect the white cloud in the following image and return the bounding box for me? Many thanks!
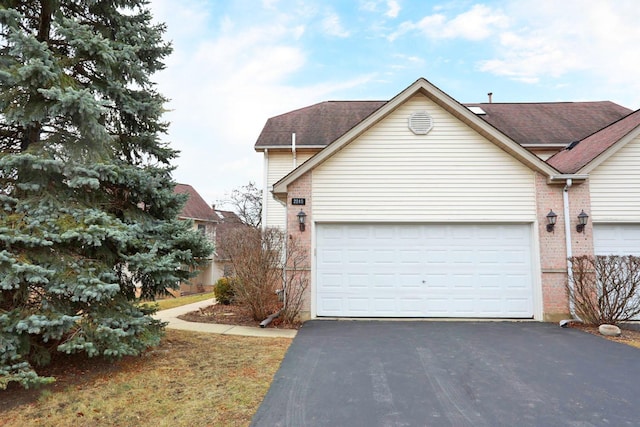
[359,0,381,13]
[322,12,350,38]
[262,0,280,9]
[389,53,424,70]
[389,4,508,42]
[386,0,400,18]
[359,0,399,18]
[476,0,640,97]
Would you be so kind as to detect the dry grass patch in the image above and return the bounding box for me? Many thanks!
[0,329,290,427]
[142,292,215,311]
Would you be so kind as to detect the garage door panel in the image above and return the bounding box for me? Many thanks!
[347,274,367,288]
[452,275,474,287]
[593,224,640,320]
[321,273,342,287]
[594,224,640,256]
[399,274,421,287]
[316,224,534,318]
[345,249,366,263]
[400,249,421,263]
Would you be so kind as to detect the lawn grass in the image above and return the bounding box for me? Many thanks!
[144,291,215,311]
[0,329,291,427]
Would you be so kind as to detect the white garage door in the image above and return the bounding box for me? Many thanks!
[593,224,640,256]
[316,224,534,318]
[592,224,640,321]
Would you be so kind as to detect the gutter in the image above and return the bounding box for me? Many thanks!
[260,309,282,328]
[262,149,269,230]
[548,174,589,184]
[560,178,582,326]
[254,144,326,152]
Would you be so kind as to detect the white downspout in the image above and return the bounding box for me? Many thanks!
[562,178,580,322]
[262,149,269,231]
[292,133,297,168]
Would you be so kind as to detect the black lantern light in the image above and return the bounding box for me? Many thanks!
[546,209,557,232]
[576,210,589,233]
[297,210,307,232]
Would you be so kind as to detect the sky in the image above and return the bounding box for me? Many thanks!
[147,0,640,208]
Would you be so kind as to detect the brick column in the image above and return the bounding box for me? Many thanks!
[535,173,594,321]
[286,171,312,320]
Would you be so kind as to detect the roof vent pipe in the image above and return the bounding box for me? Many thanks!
[487,92,493,103]
[292,132,297,168]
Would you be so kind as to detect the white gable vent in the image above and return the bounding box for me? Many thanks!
[408,111,433,135]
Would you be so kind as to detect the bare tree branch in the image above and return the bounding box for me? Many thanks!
[219,181,262,229]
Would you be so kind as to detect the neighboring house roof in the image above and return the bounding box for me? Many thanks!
[272,78,559,198]
[547,109,640,174]
[465,102,631,147]
[255,99,631,151]
[255,101,387,149]
[174,183,217,222]
[213,209,242,222]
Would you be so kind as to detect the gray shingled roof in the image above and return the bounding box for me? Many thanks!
[466,102,632,146]
[255,101,386,148]
[547,109,640,173]
[255,100,632,150]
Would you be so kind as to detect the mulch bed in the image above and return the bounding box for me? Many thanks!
[178,303,300,329]
[570,323,640,348]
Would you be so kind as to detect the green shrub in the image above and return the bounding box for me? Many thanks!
[214,277,235,305]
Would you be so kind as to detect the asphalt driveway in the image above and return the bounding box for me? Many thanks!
[251,321,640,427]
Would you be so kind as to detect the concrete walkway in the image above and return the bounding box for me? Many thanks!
[153,298,297,338]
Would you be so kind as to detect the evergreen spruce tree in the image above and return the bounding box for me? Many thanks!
[0,1,213,388]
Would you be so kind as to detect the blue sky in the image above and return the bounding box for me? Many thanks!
[148,0,640,206]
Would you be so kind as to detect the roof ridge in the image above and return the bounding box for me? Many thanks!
[546,107,640,172]
[565,107,640,151]
[465,101,620,106]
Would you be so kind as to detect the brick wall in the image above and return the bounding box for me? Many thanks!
[536,173,594,321]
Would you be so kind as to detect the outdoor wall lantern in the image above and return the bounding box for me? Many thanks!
[546,210,557,232]
[297,210,307,232]
[576,210,589,233]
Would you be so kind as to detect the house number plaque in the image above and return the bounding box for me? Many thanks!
[291,198,306,205]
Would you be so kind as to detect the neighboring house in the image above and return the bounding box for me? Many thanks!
[173,184,242,295]
[255,77,640,321]
[211,207,245,278]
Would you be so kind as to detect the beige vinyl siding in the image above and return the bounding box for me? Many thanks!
[590,135,640,222]
[266,151,316,229]
[312,94,537,222]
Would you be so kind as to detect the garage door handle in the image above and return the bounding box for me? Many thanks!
[422,280,426,284]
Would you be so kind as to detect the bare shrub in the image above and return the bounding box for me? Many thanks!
[220,227,309,323]
[567,255,640,325]
[280,235,310,324]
